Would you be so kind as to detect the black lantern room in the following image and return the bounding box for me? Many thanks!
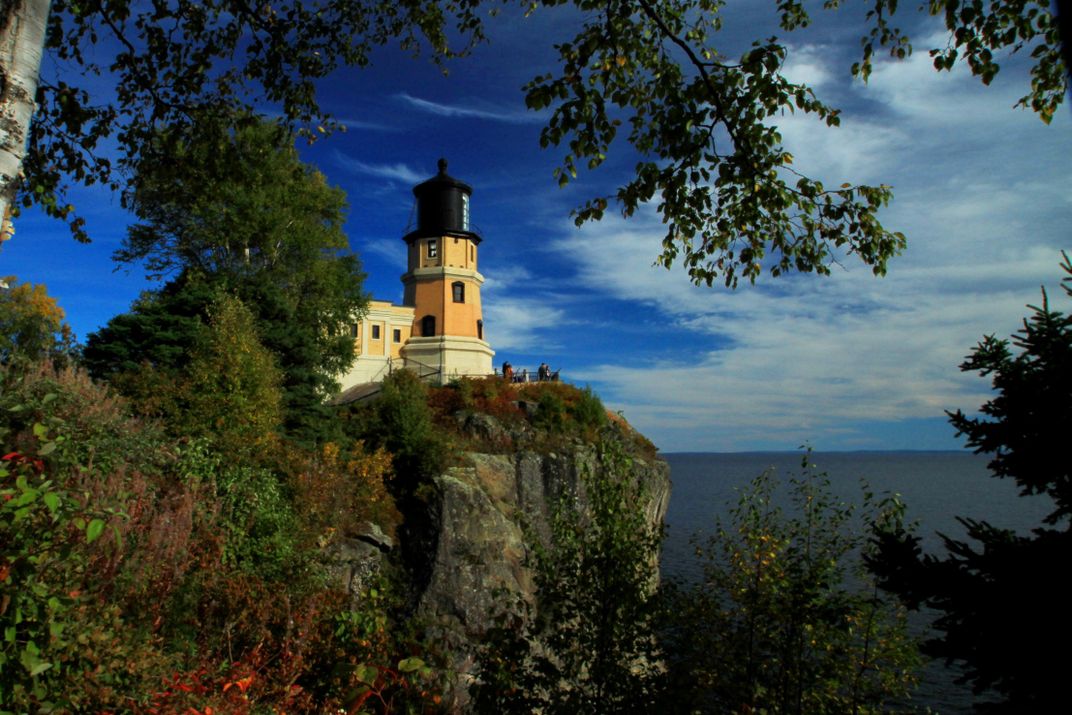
[403,159,481,245]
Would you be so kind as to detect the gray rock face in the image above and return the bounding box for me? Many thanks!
[325,521,395,600]
[325,416,671,709]
[415,437,671,694]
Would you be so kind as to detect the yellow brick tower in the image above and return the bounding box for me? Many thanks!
[399,159,494,383]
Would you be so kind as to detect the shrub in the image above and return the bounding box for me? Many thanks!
[532,388,567,432]
[666,454,919,713]
[568,385,608,433]
[473,443,665,713]
[346,369,448,486]
[0,420,166,711]
[288,440,400,542]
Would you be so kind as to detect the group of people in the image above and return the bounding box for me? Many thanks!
[500,361,557,383]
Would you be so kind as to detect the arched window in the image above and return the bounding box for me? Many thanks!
[421,315,436,337]
[452,281,465,303]
[477,319,484,340]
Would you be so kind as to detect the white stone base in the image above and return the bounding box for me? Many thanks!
[338,355,395,391]
[401,335,495,386]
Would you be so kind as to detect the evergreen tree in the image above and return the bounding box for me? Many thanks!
[86,117,367,445]
[867,254,1072,711]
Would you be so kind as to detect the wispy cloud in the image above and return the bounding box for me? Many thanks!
[333,153,423,184]
[484,297,564,352]
[335,117,399,132]
[358,237,407,271]
[536,46,1072,452]
[395,93,543,124]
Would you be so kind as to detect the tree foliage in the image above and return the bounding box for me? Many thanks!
[0,276,73,366]
[867,255,1072,712]
[86,118,367,444]
[344,369,448,486]
[175,294,285,459]
[524,0,1063,287]
[472,442,665,714]
[18,0,487,241]
[666,455,919,713]
[6,0,1061,287]
[81,279,216,379]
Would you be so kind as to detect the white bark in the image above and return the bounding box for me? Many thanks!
[0,0,51,246]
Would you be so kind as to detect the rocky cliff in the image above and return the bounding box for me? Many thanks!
[329,411,671,704]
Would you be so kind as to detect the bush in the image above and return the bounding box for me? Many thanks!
[532,388,567,432]
[288,440,401,542]
[345,369,448,487]
[473,443,665,713]
[666,454,919,713]
[568,385,608,433]
[0,374,170,711]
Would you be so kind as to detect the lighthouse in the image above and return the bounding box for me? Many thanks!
[335,160,495,395]
[399,159,494,383]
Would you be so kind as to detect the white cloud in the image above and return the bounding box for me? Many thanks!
[484,296,565,352]
[780,44,834,89]
[359,237,407,270]
[540,44,1072,452]
[333,153,423,184]
[335,117,398,132]
[394,93,543,124]
[481,265,536,294]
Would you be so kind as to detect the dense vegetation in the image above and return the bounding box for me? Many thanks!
[0,305,441,711]
[3,112,1065,711]
[6,255,1069,711]
[1,277,922,712]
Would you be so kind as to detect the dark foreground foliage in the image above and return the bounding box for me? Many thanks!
[473,445,919,714]
[867,255,1072,711]
[0,361,440,712]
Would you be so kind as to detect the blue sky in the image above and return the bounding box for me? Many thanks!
[3,3,1070,452]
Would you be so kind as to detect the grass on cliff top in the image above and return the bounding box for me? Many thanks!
[427,377,658,460]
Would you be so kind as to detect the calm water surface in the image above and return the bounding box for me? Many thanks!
[659,451,1055,714]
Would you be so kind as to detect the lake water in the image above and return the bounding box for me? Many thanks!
[659,451,1055,714]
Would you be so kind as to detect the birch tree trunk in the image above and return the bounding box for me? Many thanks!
[0,0,50,247]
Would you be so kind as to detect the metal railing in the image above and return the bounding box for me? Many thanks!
[495,367,561,384]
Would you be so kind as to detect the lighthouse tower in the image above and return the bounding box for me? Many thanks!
[399,159,494,383]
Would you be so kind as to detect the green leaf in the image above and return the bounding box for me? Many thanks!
[86,518,105,544]
[398,656,425,673]
[354,663,378,684]
[30,661,53,676]
[42,491,60,514]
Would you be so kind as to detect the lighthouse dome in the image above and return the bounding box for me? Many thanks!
[404,159,481,244]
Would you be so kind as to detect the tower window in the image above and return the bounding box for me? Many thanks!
[477,319,483,340]
[393,328,401,343]
[371,325,381,340]
[462,194,470,231]
[427,239,437,258]
[452,281,465,303]
[421,315,436,337]
[349,324,358,338]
